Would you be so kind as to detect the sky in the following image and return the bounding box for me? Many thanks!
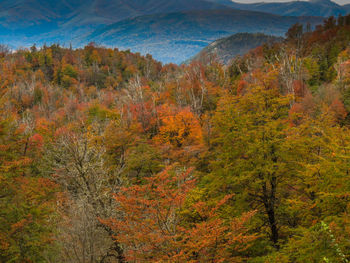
[234,0,350,4]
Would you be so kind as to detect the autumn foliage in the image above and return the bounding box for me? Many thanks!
[2,17,350,262]
[101,167,256,262]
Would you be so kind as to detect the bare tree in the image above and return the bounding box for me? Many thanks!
[44,131,126,262]
[0,44,10,57]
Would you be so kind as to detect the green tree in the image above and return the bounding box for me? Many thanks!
[206,70,297,251]
[0,117,57,262]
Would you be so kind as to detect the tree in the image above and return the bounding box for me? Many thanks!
[286,23,304,58]
[44,129,125,262]
[266,221,349,263]
[102,167,256,262]
[0,116,57,262]
[208,70,297,249]
[0,44,10,58]
[156,106,202,148]
[155,106,204,165]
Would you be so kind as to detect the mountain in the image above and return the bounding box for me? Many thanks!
[190,33,283,64]
[0,0,227,27]
[0,0,331,64]
[0,0,228,43]
[57,0,228,28]
[207,0,348,17]
[85,9,323,64]
[0,0,83,28]
[344,4,350,13]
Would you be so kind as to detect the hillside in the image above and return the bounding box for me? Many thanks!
[0,0,331,64]
[2,16,350,263]
[190,33,283,64]
[0,0,228,45]
[85,9,323,64]
[0,0,227,27]
[208,0,348,17]
[344,4,350,13]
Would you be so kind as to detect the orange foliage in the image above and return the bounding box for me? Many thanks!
[156,106,203,148]
[289,103,304,126]
[237,79,248,95]
[330,97,347,121]
[101,167,256,262]
[293,80,306,98]
[29,133,44,150]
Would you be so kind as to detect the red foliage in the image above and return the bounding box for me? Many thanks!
[330,98,347,121]
[237,79,248,95]
[101,167,256,262]
[29,133,44,150]
[293,80,306,98]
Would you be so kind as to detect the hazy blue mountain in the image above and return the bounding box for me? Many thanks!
[0,0,331,64]
[84,9,322,64]
[57,0,228,28]
[0,0,83,28]
[207,0,348,17]
[0,0,228,44]
[344,4,350,13]
[0,0,227,28]
[190,33,283,64]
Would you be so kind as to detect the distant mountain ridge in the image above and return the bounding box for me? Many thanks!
[0,0,335,63]
[0,0,227,29]
[344,4,350,13]
[190,33,284,64]
[0,0,231,49]
[84,9,323,63]
[207,0,349,17]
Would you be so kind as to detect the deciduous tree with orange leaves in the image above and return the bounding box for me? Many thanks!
[101,167,256,262]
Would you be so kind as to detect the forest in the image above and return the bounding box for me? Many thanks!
[1,15,350,263]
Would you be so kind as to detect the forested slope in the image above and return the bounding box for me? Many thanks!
[1,15,350,262]
[207,0,348,17]
[190,32,283,64]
